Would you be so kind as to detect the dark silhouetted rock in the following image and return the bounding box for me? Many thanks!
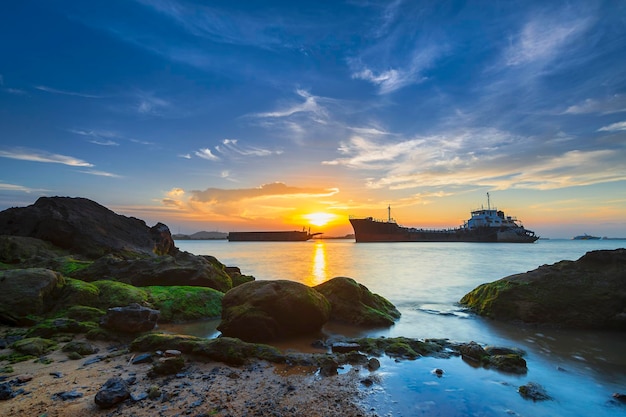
[218,280,331,342]
[314,277,400,326]
[460,249,626,330]
[0,197,177,258]
[0,268,63,321]
[94,377,130,409]
[100,303,159,333]
[459,341,487,363]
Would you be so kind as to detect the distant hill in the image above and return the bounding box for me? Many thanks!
[173,231,228,240]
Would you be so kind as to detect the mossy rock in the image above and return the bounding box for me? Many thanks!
[26,318,98,338]
[92,280,149,308]
[192,337,285,366]
[57,257,92,276]
[352,337,446,359]
[11,337,57,356]
[55,278,100,310]
[145,286,223,322]
[130,333,205,353]
[150,356,185,375]
[62,340,99,356]
[63,306,106,322]
[314,277,400,327]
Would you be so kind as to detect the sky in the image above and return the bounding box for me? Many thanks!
[1,0,626,239]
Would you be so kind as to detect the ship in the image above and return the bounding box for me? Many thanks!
[572,233,601,240]
[228,228,322,242]
[349,194,539,243]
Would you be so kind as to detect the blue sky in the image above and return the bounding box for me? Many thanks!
[1,0,625,238]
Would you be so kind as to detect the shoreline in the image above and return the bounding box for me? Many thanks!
[0,330,373,417]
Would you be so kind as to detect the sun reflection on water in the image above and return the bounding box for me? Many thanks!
[307,240,327,286]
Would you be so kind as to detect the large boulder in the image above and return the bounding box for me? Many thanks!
[70,251,233,292]
[460,249,626,330]
[0,268,64,323]
[218,280,331,342]
[314,277,400,326]
[0,197,177,258]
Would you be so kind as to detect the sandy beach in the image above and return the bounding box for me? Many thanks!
[0,333,373,417]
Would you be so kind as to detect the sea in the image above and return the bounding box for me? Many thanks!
[171,238,626,417]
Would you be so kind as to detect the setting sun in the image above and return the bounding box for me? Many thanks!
[304,212,336,227]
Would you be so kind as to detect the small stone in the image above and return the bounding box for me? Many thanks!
[367,358,380,371]
[164,349,181,357]
[518,382,551,401]
[53,390,84,401]
[15,374,33,383]
[613,392,626,403]
[50,372,63,379]
[0,383,13,401]
[432,368,444,377]
[131,353,153,364]
[94,377,130,409]
[360,378,374,387]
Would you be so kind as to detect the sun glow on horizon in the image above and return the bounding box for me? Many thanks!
[304,212,337,227]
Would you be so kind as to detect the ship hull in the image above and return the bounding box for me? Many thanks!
[228,231,318,242]
[349,218,538,243]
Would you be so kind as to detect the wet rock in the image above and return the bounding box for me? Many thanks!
[94,377,130,409]
[432,368,444,377]
[319,357,339,377]
[314,277,401,326]
[0,268,63,320]
[150,356,185,376]
[461,249,626,330]
[0,383,13,400]
[487,354,527,374]
[367,358,380,371]
[131,353,153,364]
[518,382,551,401]
[218,280,331,342]
[459,341,488,363]
[62,341,99,356]
[361,378,374,387]
[100,303,160,333]
[53,390,84,401]
[331,342,360,353]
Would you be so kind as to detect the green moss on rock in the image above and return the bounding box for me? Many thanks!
[11,337,57,356]
[146,285,223,322]
[93,280,149,308]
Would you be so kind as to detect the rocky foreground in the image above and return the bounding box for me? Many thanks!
[1,196,624,415]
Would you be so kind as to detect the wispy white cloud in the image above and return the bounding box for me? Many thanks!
[504,15,590,67]
[216,139,283,157]
[178,153,192,159]
[252,89,328,120]
[195,148,220,161]
[564,95,626,115]
[34,85,103,99]
[78,169,123,178]
[69,128,153,146]
[0,147,94,167]
[0,181,49,193]
[136,91,170,115]
[323,128,626,191]
[598,121,626,132]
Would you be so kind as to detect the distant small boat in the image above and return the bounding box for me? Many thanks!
[228,229,322,242]
[572,233,601,240]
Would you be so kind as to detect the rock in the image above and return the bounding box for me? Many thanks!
[314,277,400,326]
[62,341,99,356]
[217,280,331,342]
[0,383,13,400]
[319,357,339,376]
[487,354,527,374]
[94,377,130,409]
[0,235,67,265]
[53,390,84,401]
[71,251,232,292]
[150,356,185,376]
[460,249,626,330]
[0,197,178,258]
[613,392,626,403]
[367,358,381,371]
[0,268,64,320]
[131,353,153,364]
[518,382,551,401]
[11,337,57,356]
[100,303,160,333]
[459,341,488,363]
[331,342,361,353]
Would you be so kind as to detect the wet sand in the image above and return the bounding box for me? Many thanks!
[0,333,373,417]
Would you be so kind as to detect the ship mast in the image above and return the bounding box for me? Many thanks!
[487,192,491,211]
[388,205,391,222]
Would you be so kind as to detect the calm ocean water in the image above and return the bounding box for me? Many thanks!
[173,238,626,417]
